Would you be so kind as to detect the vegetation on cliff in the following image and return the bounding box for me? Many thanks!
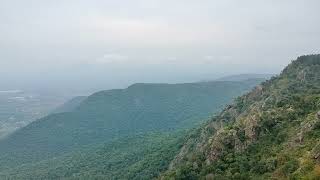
[162,55,320,179]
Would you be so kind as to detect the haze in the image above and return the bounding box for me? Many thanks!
[1,0,320,94]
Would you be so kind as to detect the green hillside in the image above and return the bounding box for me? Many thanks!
[0,79,262,179]
[52,96,87,114]
[162,55,320,179]
[0,132,185,180]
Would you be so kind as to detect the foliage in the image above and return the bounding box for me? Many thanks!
[162,55,320,179]
[0,79,262,179]
[0,132,185,180]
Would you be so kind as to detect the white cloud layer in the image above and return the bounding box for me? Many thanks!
[0,0,320,91]
[95,54,129,64]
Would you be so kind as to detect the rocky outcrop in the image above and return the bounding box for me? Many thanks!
[297,69,307,82]
[295,114,320,144]
[312,141,320,160]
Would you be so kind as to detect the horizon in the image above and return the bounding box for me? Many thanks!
[0,73,275,94]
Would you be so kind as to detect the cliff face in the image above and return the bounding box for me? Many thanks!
[162,55,320,179]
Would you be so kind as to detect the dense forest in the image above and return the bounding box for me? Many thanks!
[0,79,262,179]
[161,55,320,179]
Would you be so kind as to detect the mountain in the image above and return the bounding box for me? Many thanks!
[0,78,264,179]
[52,96,87,114]
[216,74,275,82]
[161,55,320,179]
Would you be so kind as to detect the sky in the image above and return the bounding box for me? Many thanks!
[1,0,320,93]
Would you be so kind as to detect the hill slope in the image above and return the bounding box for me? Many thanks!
[0,132,186,180]
[52,96,87,114]
[0,79,263,177]
[216,74,274,82]
[162,55,320,179]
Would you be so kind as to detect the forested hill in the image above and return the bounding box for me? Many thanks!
[216,74,274,82]
[162,55,320,179]
[0,79,263,175]
[51,96,87,114]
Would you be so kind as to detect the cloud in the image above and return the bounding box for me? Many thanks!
[82,14,229,47]
[137,0,161,9]
[1,0,320,85]
[204,56,214,60]
[95,53,129,64]
[167,57,177,62]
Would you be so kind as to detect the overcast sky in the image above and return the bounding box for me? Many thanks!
[1,0,319,93]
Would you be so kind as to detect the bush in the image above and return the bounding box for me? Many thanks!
[281,159,299,176]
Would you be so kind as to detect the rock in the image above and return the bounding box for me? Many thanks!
[317,111,320,119]
[297,119,320,144]
[205,174,214,180]
[312,142,320,160]
[297,70,306,82]
[296,132,303,144]
[244,114,259,142]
